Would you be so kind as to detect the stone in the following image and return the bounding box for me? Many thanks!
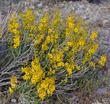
[11,99,17,103]
[103,20,110,28]
[37,2,43,8]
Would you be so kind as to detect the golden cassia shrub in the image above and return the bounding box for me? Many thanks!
[8,8,107,100]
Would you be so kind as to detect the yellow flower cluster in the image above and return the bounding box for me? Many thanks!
[21,57,55,100]
[9,75,17,94]
[89,61,96,68]
[22,57,45,85]
[83,44,99,64]
[48,68,55,76]
[90,31,98,41]
[21,8,36,32]
[37,77,55,100]
[52,11,61,27]
[38,14,49,32]
[74,27,79,33]
[31,58,45,85]
[8,14,20,48]
[41,15,60,51]
[99,55,107,66]
[64,63,75,75]
[88,44,99,55]
[34,14,49,48]
[21,67,31,80]
[13,36,20,48]
[48,49,64,68]
[66,16,74,36]
[78,38,86,46]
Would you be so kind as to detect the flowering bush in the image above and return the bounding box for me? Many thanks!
[0,8,107,102]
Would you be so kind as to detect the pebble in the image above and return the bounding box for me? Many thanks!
[11,99,17,103]
[37,2,43,8]
[103,20,110,28]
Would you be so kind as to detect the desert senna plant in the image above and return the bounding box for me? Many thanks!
[0,8,107,102]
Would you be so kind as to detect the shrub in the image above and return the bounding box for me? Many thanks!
[0,8,107,102]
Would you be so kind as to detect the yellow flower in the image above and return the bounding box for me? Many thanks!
[67,41,73,47]
[65,16,74,36]
[88,44,99,55]
[37,88,46,100]
[46,35,51,43]
[21,67,31,80]
[9,87,14,94]
[48,53,53,59]
[74,27,78,33]
[29,33,34,37]
[31,69,44,85]
[48,50,64,68]
[8,13,21,48]
[66,68,73,75]
[10,76,17,88]
[38,14,49,32]
[8,15,19,33]
[57,62,65,67]
[65,63,75,75]
[90,31,98,41]
[89,62,95,68]
[67,16,74,29]
[48,84,55,95]
[9,75,17,94]
[13,35,20,48]
[48,68,55,75]
[63,46,69,51]
[21,8,36,32]
[99,55,107,66]
[48,28,53,33]
[42,43,48,51]
[78,38,85,46]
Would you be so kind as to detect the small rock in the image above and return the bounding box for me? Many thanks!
[37,2,43,8]
[103,20,110,28]
[11,99,17,103]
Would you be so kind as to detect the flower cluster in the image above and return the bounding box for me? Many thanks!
[21,57,45,84]
[21,57,55,99]
[31,58,45,85]
[90,31,98,41]
[48,49,64,68]
[21,67,31,80]
[83,44,99,64]
[37,77,55,100]
[99,55,107,66]
[34,14,49,48]
[8,14,20,48]
[21,8,36,32]
[9,75,17,94]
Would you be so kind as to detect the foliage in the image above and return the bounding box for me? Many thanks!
[0,8,107,103]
